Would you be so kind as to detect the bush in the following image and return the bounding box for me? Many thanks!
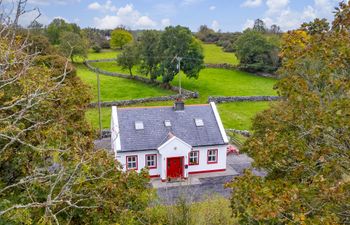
[92,44,102,53]
[100,40,110,49]
[142,195,238,225]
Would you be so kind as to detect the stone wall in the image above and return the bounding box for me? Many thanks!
[226,129,251,137]
[84,59,198,98]
[89,94,197,108]
[205,63,236,70]
[208,96,281,103]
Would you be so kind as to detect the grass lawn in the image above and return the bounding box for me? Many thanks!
[217,101,271,130]
[86,101,271,130]
[83,64,277,102]
[89,61,136,75]
[87,49,120,60]
[171,68,277,103]
[202,44,239,65]
[76,64,173,102]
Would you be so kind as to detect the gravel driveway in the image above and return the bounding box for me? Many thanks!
[155,154,264,204]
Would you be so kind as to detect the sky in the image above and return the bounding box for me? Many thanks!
[16,0,341,32]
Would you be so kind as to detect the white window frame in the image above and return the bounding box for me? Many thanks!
[126,155,138,170]
[145,154,157,169]
[189,151,199,165]
[207,149,218,164]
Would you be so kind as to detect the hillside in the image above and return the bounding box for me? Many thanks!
[77,44,277,131]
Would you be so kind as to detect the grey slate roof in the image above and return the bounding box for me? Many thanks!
[117,104,226,152]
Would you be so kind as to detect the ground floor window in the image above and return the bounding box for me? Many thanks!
[207,149,218,164]
[145,154,157,169]
[126,155,138,170]
[189,151,199,165]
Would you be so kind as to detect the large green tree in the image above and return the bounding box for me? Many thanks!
[138,30,161,80]
[46,18,81,45]
[58,31,89,62]
[228,3,350,224]
[301,18,330,35]
[235,30,279,73]
[110,28,133,49]
[157,26,204,84]
[117,42,140,76]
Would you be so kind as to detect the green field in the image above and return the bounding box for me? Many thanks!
[87,49,120,60]
[202,44,239,65]
[81,63,277,103]
[79,45,277,131]
[77,64,173,102]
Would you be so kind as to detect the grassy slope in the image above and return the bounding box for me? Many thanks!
[87,49,120,60]
[80,46,277,130]
[202,44,239,65]
[77,64,173,102]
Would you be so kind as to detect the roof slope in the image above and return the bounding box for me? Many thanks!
[117,105,226,152]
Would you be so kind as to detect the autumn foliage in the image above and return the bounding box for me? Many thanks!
[228,2,350,224]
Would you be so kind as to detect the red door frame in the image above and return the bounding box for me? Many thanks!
[166,156,184,179]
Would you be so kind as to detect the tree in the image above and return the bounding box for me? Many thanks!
[27,34,56,55]
[235,30,279,73]
[117,42,140,76]
[253,19,267,33]
[269,24,281,34]
[138,30,161,80]
[301,18,330,34]
[27,20,43,34]
[82,28,109,49]
[59,32,88,62]
[332,1,350,31]
[227,4,350,224]
[157,26,205,84]
[46,18,81,45]
[196,25,219,43]
[0,2,152,224]
[110,28,133,49]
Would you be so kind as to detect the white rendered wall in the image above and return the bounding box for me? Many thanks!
[116,150,161,177]
[158,137,192,180]
[187,145,227,174]
[116,145,228,179]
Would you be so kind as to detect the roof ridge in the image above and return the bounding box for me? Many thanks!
[118,104,210,110]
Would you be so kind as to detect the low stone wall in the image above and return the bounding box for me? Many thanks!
[205,63,236,70]
[208,96,281,103]
[226,129,251,138]
[255,72,279,79]
[84,59,197,98]
[101,129,111,138]
[89,94,197,108]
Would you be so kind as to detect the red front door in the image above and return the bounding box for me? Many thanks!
[167,157,184,179]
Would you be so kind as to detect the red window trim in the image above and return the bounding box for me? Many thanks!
[207,149,218,164]
[145,154,157,169]
[126,155,138,170]
[188,150,200,166]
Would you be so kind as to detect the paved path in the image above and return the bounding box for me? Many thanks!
[153,154,261,204]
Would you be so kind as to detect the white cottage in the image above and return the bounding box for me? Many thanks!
[111,101,229,182]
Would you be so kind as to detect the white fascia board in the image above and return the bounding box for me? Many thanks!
[157,136,192,151]
[111,106,121,157]
[210,102,229,144]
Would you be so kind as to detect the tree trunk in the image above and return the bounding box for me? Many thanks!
[129,67,133,77]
